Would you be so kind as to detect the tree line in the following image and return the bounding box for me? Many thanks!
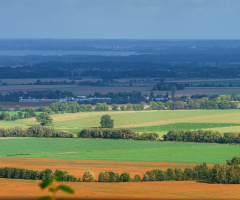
[0,168,79,182]
[78,128,159,140]
[153,82,185,91]
[0,125,73,138]
[0,90,73,102]
[0,124,160,140]
[142,157,240,184]
[78,157,240,184]
[163,129,240,144]
[0,109,36,121]
[1,95,236,122]
[3,157,237,184]
[48,95,237,115]
[149,96,237,110]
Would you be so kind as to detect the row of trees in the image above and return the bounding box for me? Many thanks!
[0,125,73,138]
[78,128,139,140]
[149,96,237,110]
[49,101,146,114]
[78,128,159,140]
[63,157,240,184]
[1,157,240,184]
[0,105,21,112]
[50,101,93,113]
[0,168,78,182]
[0,124,160,140]
[163,129,240,144]
[112,102,145,111]
[153,82,185,91]
[96,157,240,184]
[48,95,237,115]
[143,161,240,184]
[0,109,36,121]
[0,90,73,102]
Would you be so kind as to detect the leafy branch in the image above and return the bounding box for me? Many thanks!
[38,173,74,200]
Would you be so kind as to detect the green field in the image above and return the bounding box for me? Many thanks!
[130,123,240,132]
[1,110,240,135]
[1,110,240,165]
[0,138,239,164]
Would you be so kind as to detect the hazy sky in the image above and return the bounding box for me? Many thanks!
[0,0,239,39]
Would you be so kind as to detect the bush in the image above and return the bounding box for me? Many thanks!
[142,174,149,181]
[82,170,95,182]
[98,171,120,182]
[9,126,27,137]
[146,169,166,181]
[0,112,11,121]
[77,128,101,138]
[139,132,159,140]
[120,172,131,182]
[40,169,54,180]
[132,174,142,182]
[56,131,74,138]
[95,103,108,111]
[27,125,55,137]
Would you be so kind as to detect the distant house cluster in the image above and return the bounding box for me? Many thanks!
[19,98,58,103]
[19,96,111,103]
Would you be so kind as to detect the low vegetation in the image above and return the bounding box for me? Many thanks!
[163,129,240,144]
[0,167,78,182]
[1,157,240,184]
[78,128,159,140]
[0,125,73,138]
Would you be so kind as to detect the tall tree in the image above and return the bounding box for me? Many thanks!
[100,114,114,128]
[36,113,53,126]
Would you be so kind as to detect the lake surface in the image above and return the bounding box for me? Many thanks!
[0,50,139,56]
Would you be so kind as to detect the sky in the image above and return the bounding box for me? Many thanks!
[0,0,239,39]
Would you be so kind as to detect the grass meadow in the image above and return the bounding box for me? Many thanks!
[0,138,239,164]
[1,109,240,165]
[2,109,240,135]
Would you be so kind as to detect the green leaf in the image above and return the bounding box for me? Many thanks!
[37,196,53,200]
[49,187,57,193]
[39,179,53,189]
[56,185,74,194]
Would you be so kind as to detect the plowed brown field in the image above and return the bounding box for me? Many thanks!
[0,179,240,200]
[0,157,203,178]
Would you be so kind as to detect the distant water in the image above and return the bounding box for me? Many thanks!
[0,50,139,56]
